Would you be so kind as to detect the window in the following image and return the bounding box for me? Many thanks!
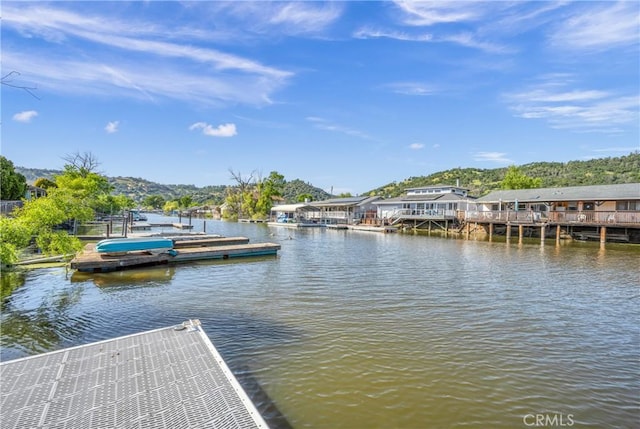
[567,202,578,211]
[583,201,595,210]
[616,200,640,211]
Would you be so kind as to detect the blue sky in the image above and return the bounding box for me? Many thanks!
[2,1,639,195]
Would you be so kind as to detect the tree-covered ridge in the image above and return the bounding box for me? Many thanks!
[15,152,640,202]
[366,152,640,197]
[16,168,331,205]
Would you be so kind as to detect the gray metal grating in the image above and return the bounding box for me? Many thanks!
[0,320,269,429]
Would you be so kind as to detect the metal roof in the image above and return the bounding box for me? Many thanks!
[270,203,317,212]
[374,193,475,204]
[310,196,381,207]
[476,183,640,203]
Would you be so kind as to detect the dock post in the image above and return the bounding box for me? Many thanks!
[540,224,546,244]
[600,226,607,245]
[518,224,524,243]
[506,222,511,241]
[466,222,470,239]
[556,225,561,244]
[489,223,493,241]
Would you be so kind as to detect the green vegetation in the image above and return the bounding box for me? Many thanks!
[1,154,136,266]
[223,170,286,220]
[501,166,542,190]
[1,156,27,200]
[367,152,640,197]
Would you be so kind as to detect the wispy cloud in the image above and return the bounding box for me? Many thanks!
[189,122,237,138]
[353,27,433,42]
[105,121,119,134]
[549,1,640,51]
[306,116,371,139]
[385,82,438,96]
[209,1,343,36]
[2,4,292,106]
[393,0,488,26]
[12,110,38,122]
[473,152,514,164]
[504,75,639,133]
[409,143,425,150]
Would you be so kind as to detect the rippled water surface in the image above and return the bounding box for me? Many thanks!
[2,215,638,428]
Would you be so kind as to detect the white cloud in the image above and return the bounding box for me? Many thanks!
[385,82,438,96]
[409,143,424,150]
[394,0,488,26]
[1,4,293,107]
[353,27,433,42]
[189,122,237,137]
[504,77,638,133]
[473,152,514,164]
[12,110,38,122]
[306,116,371,140]
[105,120,119,134]
[549,2,640,51]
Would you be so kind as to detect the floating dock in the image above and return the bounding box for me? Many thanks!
[70,240,280,272]
[0,319,269,428]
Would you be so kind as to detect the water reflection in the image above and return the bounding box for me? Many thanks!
[70,266,176,287]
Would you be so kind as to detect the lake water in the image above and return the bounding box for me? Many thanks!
[1,215,638,428]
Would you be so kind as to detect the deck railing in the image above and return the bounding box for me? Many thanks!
[464,210,640,225]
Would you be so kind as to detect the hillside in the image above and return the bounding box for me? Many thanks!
[16,152,639,203]
[366,152,640,197]
[16,168,331,204]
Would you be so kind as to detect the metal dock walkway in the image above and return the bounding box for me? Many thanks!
[0,320,269,429]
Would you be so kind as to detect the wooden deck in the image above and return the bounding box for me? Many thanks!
[70,241,280,272]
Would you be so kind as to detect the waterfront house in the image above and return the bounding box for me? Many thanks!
[468,183,640,224]
[307,196,382,225]
[373,185,476,229]
[466,183,640,242]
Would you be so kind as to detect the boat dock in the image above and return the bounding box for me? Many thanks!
[70,239,280,272]
[0,319,269,429]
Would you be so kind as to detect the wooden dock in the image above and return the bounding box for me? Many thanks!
[70,240,280,272]
[0,319,269,428]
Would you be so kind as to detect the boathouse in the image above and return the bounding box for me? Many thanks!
[269,203,321,226]
[465,183,640,243]
[373,185,476,230]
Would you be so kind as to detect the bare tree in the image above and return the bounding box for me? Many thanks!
[62,151,102,176]
[1,71,39,99]
[228,169,256,193]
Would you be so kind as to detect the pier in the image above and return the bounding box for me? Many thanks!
[70,239,280,272]
[0,319,269,429]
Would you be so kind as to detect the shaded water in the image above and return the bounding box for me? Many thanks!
[1,215,638,428]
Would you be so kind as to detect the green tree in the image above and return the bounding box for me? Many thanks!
[163,200,179,213]
[255,171,285,218]
[296,193,313,202]
[0,156,27,200]
[142,195,165,209]
[33,177,57,190]
[0,217,32,265]
[501,166,542,190]
[179,195,193,209]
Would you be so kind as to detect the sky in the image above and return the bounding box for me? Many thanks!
[2,1,639,196]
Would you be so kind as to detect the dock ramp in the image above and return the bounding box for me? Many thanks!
[0,319,269,428]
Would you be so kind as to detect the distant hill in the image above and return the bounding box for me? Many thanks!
[15,168,331,204]
[16,152,639,203]
[365,152,640,197]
